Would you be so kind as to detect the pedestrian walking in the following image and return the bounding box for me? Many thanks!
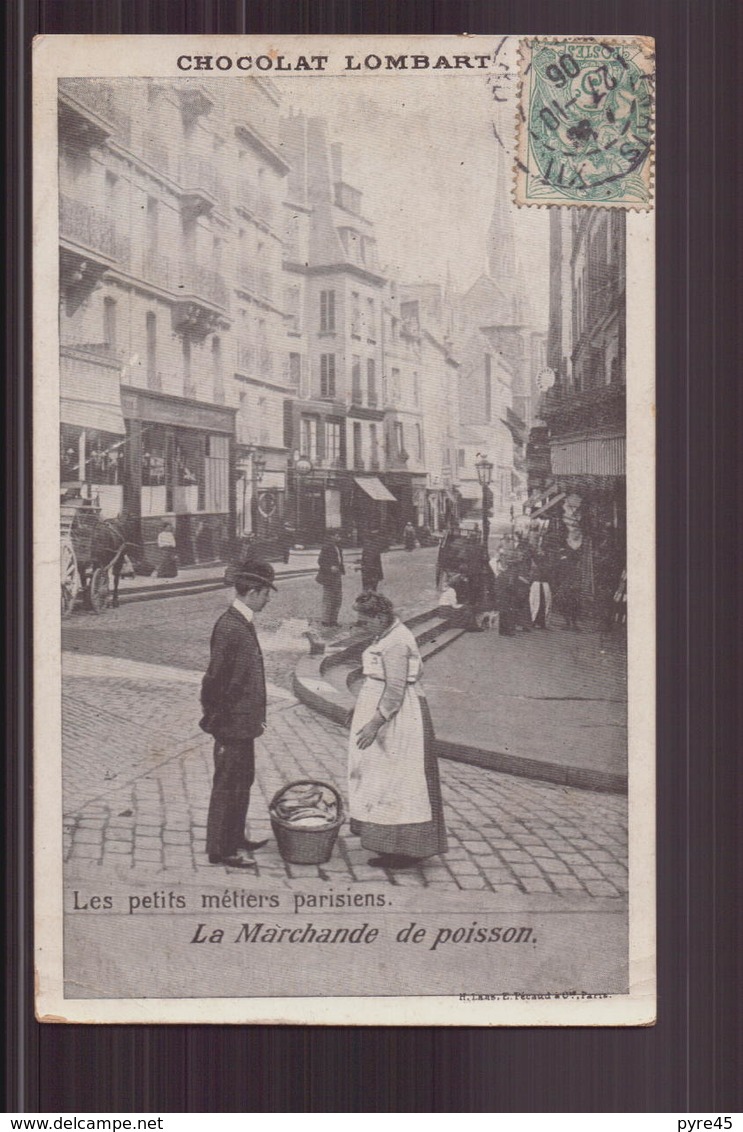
[347,592,448,870]
[199,558,277,869]
[358,529,384,592]
[316,531,345,627]
[403,521,417,551]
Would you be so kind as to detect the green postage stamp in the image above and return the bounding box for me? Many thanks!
[516,37,655,209]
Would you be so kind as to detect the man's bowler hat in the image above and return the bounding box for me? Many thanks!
[232,559,277,590]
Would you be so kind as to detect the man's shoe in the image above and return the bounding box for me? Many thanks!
[241,838,269,851]
[367,854,421,870]
[209,852,257,869]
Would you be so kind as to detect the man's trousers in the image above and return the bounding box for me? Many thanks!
[321,577,343,625]
[205,738,256,858]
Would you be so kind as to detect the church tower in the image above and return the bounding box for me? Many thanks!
[486,139,530,323]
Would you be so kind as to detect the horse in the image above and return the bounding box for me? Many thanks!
[88,517,131,608]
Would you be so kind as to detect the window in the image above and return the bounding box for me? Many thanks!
[370,423,379,468]
[458,448,465,468]
[59,425,123,486]
[205,434,229,512]
[320,289,336,333]
[326,420,341,464]
[484,354,492,421]
[367,359,377,407]
[353,422,363,468]
[288,352,301,387]
[300,417,318,463]
[146,196,159,252]
[416,423,423,461]
[391,368,401,404]
[182,338,193,397]
[141,425,168,494]
[394,421,405,458]
[351,292,361,337]
[320,354,336,398]
[146,312,157,389]
[103,297,117,350]
[413,371,420,407]
[212,336,224,403]
[285,286,301,333]
[366,297,375,341]
[351,355,362,404]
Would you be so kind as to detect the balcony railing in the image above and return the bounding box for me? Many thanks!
[178,156,230,210]
[142,251,173,291]
[540,381,626,438]
[61,341,123,364]
[60,195,129,264]
[141,251,229,311]
[174,263,229,311]
[59,79,132,144]
[141,135,172,177]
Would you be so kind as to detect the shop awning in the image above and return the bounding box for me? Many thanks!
[60,396,126,436]
[354,476,397,502]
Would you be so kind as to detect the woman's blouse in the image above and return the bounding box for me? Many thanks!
[361,620,423,721]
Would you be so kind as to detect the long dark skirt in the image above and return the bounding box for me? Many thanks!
[349,698,448,858]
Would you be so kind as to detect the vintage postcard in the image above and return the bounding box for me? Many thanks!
[33,34,655,1025]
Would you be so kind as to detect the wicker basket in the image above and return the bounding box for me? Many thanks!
[269,779,344,865]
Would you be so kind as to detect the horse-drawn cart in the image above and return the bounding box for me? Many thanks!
[60,496,126,617]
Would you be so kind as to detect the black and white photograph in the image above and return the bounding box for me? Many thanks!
[33,34,655,1025]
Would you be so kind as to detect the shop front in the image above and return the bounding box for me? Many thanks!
[60,345,127,518]
[381,471,427,539]
[236,450,288,546]
[121,386,236,567]
[352,475,397,544]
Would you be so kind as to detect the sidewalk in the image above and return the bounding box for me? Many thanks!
[425,622,627,792]
[116,546,372,601]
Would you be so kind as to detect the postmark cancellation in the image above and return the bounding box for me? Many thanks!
[515,37,655,210]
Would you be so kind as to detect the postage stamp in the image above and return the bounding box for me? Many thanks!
[515,37,655,209]
[32,34,655,1026]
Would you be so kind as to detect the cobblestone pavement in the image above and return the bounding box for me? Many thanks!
[63,652,628,899]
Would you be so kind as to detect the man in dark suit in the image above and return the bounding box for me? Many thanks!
[200,559,277,869]
[359,529,384,592]
[316,531,345,626]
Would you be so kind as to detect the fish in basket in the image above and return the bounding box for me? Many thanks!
[269,780,344,865]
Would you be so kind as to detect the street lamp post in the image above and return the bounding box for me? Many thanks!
[475,452,494,555]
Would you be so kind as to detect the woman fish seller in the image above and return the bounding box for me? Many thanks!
[347,592,448,870]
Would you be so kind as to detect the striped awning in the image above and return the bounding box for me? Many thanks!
[353,476,397,502]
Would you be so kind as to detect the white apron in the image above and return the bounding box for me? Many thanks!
[348,624,432,826]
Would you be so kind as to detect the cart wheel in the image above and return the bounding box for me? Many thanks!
[60,540,79,618]
[89,568,110,613]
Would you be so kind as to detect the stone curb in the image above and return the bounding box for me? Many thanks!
[293,610,628,796]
